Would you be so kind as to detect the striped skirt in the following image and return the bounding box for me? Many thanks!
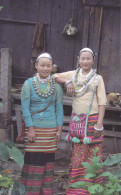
[66,114,103,195]
[24,127,57,152]
[21,127,57,195]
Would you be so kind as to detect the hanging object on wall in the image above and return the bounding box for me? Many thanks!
[62,2,78,36]
[62,18,78,36]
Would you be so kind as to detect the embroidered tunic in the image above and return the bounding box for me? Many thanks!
[53,70,107,115]
[21,77,63,128]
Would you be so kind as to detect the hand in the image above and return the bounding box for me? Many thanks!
[94,130,102,138]
[56,128,62,144]
[27,127,36,142]
[66,83,74,96]
[94,124,102,138]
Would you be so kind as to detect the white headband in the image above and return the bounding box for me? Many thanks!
[36,53,52,61]
[80,48,94,57]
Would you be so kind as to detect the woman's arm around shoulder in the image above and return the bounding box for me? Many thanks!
[53,71,75,96]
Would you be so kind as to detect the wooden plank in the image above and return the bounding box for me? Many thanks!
[38,0,53,52]
[82,6,90,48]
[89,7,103,69]
[11,93,121,112]
[49,0,78,72]
[0,0,40,79]
[112,125,119,153]
[103,130,121,138]
[70,0,84,70]
[112,8,120,93]
[0,86,2,98]
[83,0,120,7]
[98,7,120,93]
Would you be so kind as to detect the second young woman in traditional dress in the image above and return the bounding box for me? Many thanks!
[53,48,106,195]
[21,53,63,195]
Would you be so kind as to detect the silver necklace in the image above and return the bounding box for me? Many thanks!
[73,68,97,97]
[36,73,50,83]
[73,68,96,87]
[33,75,56,97]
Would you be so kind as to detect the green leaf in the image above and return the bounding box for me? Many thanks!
[70,181,89,188]
[84,173,96,179]
[88,184,103,194]
[0,175,13,188]
[81,162,91,168]
[92,156,100,164]
[19,184,26,195]
[82,162,95,174]
[92,163,102,173]
[104,189,115,195]
[117,184,121,192]
[111,168,121,177]
[0,142,9,161]
[103,153,121,166]
[5,140,15,147]
[99,171,113,178]
[7,146,24,168]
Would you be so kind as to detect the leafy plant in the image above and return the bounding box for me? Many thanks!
[0,140,25,195]
[70,148,121,195]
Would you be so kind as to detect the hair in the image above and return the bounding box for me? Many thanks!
[79,48,95,60]
[36,52,54,64]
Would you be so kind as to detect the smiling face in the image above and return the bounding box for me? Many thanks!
[35,58,53,79]
[79,51,94,74]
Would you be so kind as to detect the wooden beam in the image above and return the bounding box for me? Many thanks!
[0,18,48,25]
[83,0,120,7]
[0,48,12,139]
[1,48,12,117]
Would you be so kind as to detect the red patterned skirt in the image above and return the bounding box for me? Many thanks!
[66,114,103,195]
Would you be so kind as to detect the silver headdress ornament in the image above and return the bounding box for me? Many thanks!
[80,48,94,57]
[36,53,52,62]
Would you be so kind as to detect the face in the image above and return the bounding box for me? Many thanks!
[35,58,53,79]
[79,51,94,73]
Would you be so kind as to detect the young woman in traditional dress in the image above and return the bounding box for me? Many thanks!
[21,53,63,195]
[53,48,106,195]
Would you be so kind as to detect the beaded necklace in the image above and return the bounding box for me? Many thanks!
[33,74,56,97]
[36,73,50,83]
[72,68,97,97]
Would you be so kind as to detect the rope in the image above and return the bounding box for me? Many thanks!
[83,75,98,144]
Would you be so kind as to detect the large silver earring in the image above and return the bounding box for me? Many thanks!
[76,56,80,69]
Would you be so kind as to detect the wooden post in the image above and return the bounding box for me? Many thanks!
[0,48,12,140]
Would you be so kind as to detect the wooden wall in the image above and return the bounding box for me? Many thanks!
[0,0,120,93]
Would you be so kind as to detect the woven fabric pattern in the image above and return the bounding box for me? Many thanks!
[24,127,57,152]
[66,114,103,195]
[21,162,54,195]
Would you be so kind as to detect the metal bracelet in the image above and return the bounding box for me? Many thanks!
[94,124,104,131]
[65,80,72,86]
